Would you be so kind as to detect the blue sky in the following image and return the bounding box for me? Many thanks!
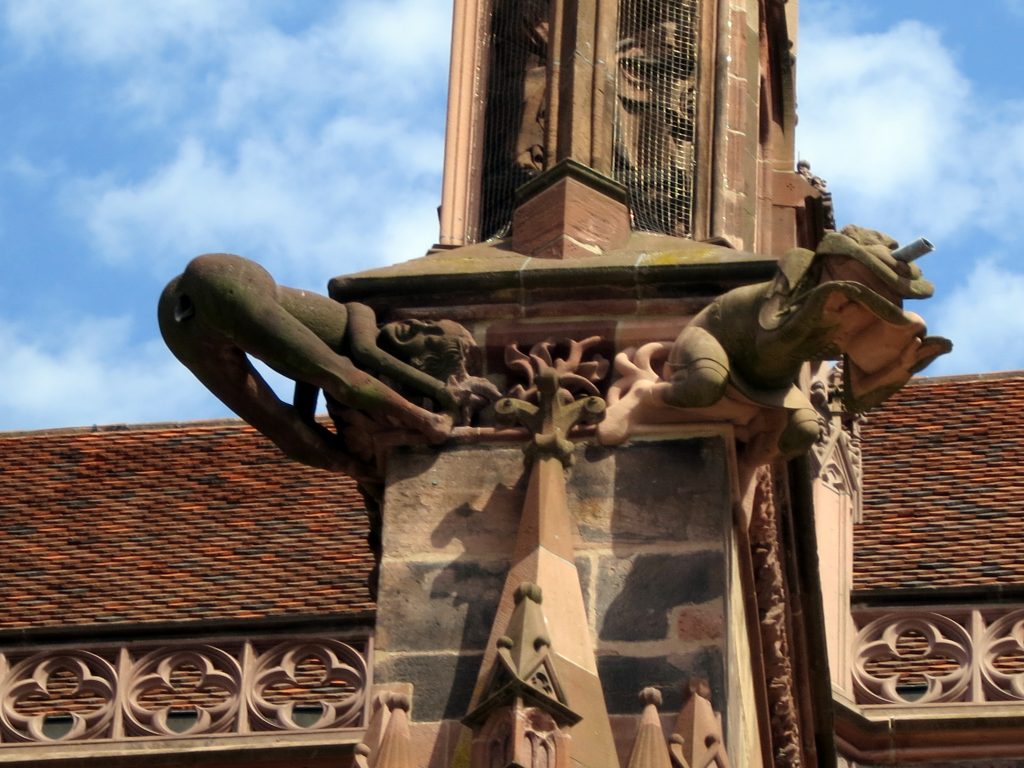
[1,1,1022,430]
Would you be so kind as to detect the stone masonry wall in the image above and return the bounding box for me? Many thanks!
[374,435,732,724]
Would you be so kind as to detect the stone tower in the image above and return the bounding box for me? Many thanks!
[159,1,951,765]
[437,0,824,256]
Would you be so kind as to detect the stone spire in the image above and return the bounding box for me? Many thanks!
[625,688,673,768]
[466,369,616,767]
[464,583,579,766]
[355,693,414,768]
[671,679,730,768]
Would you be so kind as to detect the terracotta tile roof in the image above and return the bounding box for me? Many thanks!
[855,371,1024,592]
[0,421,375,631]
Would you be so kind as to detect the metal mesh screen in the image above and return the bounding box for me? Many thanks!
[479,0,551,241]
[614,0,701,237]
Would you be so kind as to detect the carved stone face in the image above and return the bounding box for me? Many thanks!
[377,319,477,381]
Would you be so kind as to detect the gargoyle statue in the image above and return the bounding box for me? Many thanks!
[159,253,499,481]
[653,225,951,457]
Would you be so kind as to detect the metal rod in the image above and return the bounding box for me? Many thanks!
[892,237,934,263]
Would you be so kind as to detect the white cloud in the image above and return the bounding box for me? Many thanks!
[212,1,451,129]
[797,20,971,238]
[928,260,1024,375]
[0,2,455,428]
[3,154,59,185]
[5,2,452,289]
[0,315,229,430]
[2,0,247,62]
[796,16,1024,247]
[80,120,444,289]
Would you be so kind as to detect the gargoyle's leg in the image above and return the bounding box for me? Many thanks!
[777,405,821,459]
[657,324,730,408]
[158,277,372,478]
[164,254,452,443]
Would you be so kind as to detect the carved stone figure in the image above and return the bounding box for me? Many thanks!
[659,225,951,456]
[615,0,699,236]
[599,226,951,459]
[158,253,497,481]
[480,0,551,239]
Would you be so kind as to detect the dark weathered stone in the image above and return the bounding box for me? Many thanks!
[597,648,724,714]
[597,551,725,641]
[575,555,592,615]
[571,440,729,545]
[376,559,508,653]
[374,652,483,722]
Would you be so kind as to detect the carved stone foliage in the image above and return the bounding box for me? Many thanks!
[808,363,863,515]
[0,634,370,745]
[498,342,608,466]
[852,608,1024,705]
[749,468,803,767]
[504,336,610,402]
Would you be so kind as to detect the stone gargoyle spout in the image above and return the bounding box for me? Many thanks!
[599,225,952,459]
[158,253,499,482]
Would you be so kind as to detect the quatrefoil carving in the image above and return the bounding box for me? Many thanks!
[854,614,972,704]
[124,646,242,736]
[248,640,367,730]
[982,609,1024,701]
[0,651,117,742]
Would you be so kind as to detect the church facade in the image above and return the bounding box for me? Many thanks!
[2,1,1020,766]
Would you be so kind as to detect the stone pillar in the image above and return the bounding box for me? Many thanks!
[370,429,749,765]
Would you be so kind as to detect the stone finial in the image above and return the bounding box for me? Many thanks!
[383,692,410,713]
[514,582,544,605]
[465,582,569,727]
[626,686,672,768]
[355,691,415,768]
[639,687,663,707]
[372,692,414,768]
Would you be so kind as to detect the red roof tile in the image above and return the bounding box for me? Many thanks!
[856,371,1024,591]
[0,421,375,630]
[6,368,1017,627]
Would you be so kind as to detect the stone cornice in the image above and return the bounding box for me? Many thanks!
[328,234,775,311]
[834,694,1024,764]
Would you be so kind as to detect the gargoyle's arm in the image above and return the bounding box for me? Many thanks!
[344,302,457,411]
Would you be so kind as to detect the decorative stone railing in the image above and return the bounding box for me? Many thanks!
[0,633,370,745]
[852,607,1024,705]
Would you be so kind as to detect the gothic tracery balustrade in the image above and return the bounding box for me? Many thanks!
[0,633,370,745]
[852,607,1024,706]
